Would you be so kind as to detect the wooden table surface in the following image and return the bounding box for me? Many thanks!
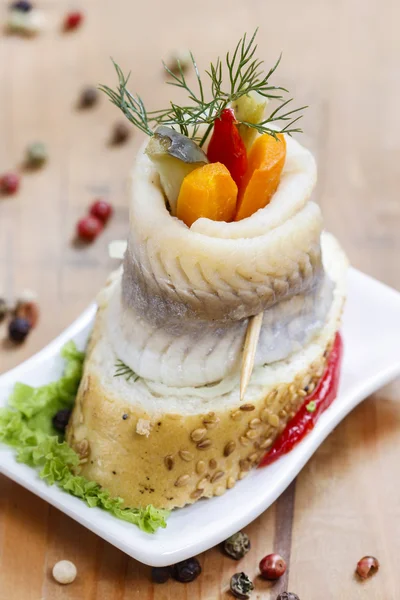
[1,0,400,598]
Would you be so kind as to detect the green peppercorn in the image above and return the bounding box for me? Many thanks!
[26,141,47,167]
[230,572,254,599]
[223,531,251,560]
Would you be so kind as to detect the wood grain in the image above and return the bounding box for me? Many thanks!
[1,0,400,598]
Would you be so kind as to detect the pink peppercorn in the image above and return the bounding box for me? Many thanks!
[0,172,20,194]
[64,11,83,31]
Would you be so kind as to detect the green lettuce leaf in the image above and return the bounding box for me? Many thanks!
[0,342,169,534]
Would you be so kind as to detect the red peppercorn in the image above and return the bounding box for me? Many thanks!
[77,215,103,242]
[356,556,379,579]
[259,553,287,580]
[64,11,83,31]
[90,199,113,224]
[0,172,20,194]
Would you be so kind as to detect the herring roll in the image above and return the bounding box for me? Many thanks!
[106,135,333,387]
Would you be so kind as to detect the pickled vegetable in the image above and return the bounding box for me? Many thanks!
[146,126,208,215]
[235,133,286,221]
[177,163,237,227]
[232,91,268,150]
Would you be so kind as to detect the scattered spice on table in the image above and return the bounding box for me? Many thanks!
[259,553,287,580]
[90,199,113,223]
[10,0,32,11]
[76,215,103,242]
[165,49,192,74]
[0,172,20,195]
[79,86,99,108]
[14,299,39,328]
[230,572,254,599]
[26,141,47,167]
[112,121,130,145]
[171,557,202,583]
[64,11,83,31]
[151,566,171,584]
[223,531,251,560]
[6,6,43,35]
[8,317,32,343]
[356,556,379,579]
[52,560,77,585]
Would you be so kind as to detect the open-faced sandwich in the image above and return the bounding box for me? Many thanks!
[66,31,348,510]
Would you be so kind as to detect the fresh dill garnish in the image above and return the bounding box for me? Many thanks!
[99,61,153,136]
[100,29,307,147]
[114,359,140,382]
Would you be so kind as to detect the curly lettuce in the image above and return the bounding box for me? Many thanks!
[0,342,168,534]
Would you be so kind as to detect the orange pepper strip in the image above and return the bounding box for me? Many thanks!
[235,133,286,221]
[177,162,238,227]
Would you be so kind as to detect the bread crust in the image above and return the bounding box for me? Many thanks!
[67,234,347,510]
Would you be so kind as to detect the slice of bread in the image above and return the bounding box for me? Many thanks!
[67,233,347,510]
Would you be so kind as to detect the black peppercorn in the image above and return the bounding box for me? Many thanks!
[52,409,72,433]
[79,86,99,108]
[151,566,170,584]
[230,572,254,599]
[8,317,31,342]
[112,122,130,144]
[276,593,300,600]
[223,531,251,560]
[171,557,201,583]
[10,1,32,12]
[122,413,129,420]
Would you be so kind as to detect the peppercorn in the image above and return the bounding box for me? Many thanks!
[90,199,113,224]
[64,11,83,31]
[171,557,201,583]
[151,566,171,584]
[6,7,42,35]
[79,86,99,108]
[52,560,77,585]
[259,553,287,580]
[14,300,39,328]
[112,121,130,144]
[230,572,254,599]
[356,556,379,579]
[8,317,31,342]
[0,299,8,321]
[166,49,192,74]
[0,172,20,194]
[52,409,72,433]
[76,215,103,242]
[276,594,300,600]
[26,141,47,167]
[10,0,32,12]
[223,531,251,560]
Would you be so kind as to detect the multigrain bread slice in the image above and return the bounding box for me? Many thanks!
[67,233,347,510]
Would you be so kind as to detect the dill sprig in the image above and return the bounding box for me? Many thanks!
[100,29,306,146]
[114,359,139,382]
[99,61,153,136]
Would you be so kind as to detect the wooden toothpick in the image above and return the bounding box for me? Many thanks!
[240,312,263,401]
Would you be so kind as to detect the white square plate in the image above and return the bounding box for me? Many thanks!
[1,268,400,567]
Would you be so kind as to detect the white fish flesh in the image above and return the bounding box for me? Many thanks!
[106,134,333,387]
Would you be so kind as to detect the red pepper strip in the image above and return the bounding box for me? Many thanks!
[259,332,343,467]
[207,108,248,188]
